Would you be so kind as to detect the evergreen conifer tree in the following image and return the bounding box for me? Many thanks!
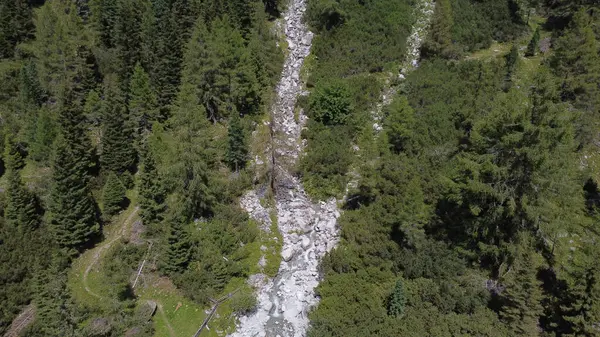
[49,135,99,255]
[113,0,152,90]
[102,171,126,218]
[526,27,540,57]
[139,143,166,225]
[442,69,581,262]
[182,16,259,122]
[422,0,454,58]
[32,253,77,336]
[3,137,39,231]
[128,63,158,144]
[551,8,600,144]
[89,0,119,48]
[388,279,406,317]
[30,0,95,100]
[226,113,247,171]
[559,249,600,336]
[164,217,191,274]
[499,234,544,336]
[30,108,57,164]
[0,0,33,58]
[18,61,44,106]
[100,77,136,173]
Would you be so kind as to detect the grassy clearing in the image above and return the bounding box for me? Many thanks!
[136,278,206,337]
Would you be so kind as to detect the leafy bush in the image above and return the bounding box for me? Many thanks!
[308,80,352,125]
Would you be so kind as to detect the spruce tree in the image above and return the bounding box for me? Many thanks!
[3,137,39,231]
[18,60,44,106]
[164,216,191,274]
[30,107,58,164]
[226,113,247,171]
[49,135,99,254]
[559,248,600,336]
[31,0,95,99]
[388,279,406,317]
[139,143,166,225]
[503,44,519,91]
[128,63,158,144]
[442,68,581,260]
[89,0,119,48]
[0,0,33,58]
[32,253,77,336]
[384,95,416,153]
[526,27,540,57]
[102,171,126,218]
[170,82,216,219]
[182,16,259,122]
[114,0,150,89]
[57,92,93,178]
[100,77,136,173]
[422,0,454,58]
[551,8,600,144]
[498,235,544,336]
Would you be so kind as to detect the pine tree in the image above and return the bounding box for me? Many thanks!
[498,234,544,336]
[384,95,416,153]
[442,68,581,260]
[89,0,119,48]
[226,113,247,171]
[32,253,78,336]
[139,143,166,225]
[128,63,158,145]
[18,60,44,106]
[526,27,540,57]
[0,0,33,58]
[164,216,191,274]
[388,279,406,317]
[114,0,150,89]
[422,0,454,59]
[551,8,600,144]
[182,16,259,122]
[49,135,99,255]
[30,0,96,99]
[100,77,136,173]
[3,137,39,231]
[102,171,126,218]
[30,107,58,164]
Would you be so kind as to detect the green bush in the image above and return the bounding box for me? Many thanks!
[308,80,352,125]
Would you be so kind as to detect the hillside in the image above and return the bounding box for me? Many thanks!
[1,0,599,336]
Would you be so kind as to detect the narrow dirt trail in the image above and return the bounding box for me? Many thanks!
[82,206,140,298]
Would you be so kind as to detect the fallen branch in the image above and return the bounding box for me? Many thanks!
[132,241,153,289]
[193,288,240,337]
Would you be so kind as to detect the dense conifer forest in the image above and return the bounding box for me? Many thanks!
[0,0,599,336]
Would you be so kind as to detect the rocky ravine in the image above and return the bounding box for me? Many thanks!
[230,0,339,336]
[230,0,435,336]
